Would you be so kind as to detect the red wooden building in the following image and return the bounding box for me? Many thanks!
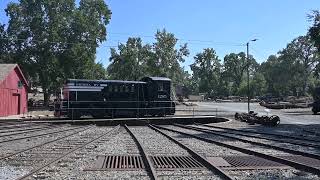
[0,64,28,117]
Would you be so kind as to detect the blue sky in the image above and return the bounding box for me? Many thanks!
[1,0,320,72]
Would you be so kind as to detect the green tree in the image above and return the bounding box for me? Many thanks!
[107,29,190,87]
[191,48,221,96]
[6,0,111,105]
[223,52,257,95]
[309,10,320,78]
[279,35,318,95]
[250,72,267,97]
[0,24,10,63]
[107,37,151,80]
[152,29,189,84]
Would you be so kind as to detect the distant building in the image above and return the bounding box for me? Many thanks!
[0,64,28,117]
[188,95,204,101]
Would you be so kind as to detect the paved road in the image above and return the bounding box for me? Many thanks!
[195,102,320,125]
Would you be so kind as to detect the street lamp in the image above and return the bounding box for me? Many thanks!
[246,38,258,113]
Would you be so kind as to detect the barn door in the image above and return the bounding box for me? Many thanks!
[13,93,21,114]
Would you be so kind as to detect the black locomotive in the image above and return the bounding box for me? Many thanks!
[312,87,320,115]
[54,77,175,119]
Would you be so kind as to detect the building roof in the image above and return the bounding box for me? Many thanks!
[67,79,146,84]
[145,77,172,81]
[0,64,28,86]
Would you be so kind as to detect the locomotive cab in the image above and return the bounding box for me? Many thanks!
[141,77,175,115]
[312,87,320,115]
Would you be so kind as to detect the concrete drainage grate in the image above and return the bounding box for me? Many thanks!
[87,155,145,170]
[87,155,319,171]
[208,155,320,170]
[278,155,320,167]
[150,155,205,170]
[86,155,204,171]
[220,156,288,170]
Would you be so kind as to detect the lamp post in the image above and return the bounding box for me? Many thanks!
[246,39,258,113]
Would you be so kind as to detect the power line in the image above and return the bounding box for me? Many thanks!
[0,33,245,51]
[108,32,245,47]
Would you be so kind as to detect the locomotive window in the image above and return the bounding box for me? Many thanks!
[131,84,135,92]
[108,85,113,92]
[158,82,164,91]
[120,85,124,92]
[125,85,129,92]
[114,85,118,92]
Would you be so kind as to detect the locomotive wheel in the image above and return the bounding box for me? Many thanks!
[234,113,239,120]
[68,111,81,120]
[91,110,105,119]
[92,113,105,119]
[268,115,280,126]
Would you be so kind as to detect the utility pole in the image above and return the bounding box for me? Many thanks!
[246,39,258,113]
[247,42,250,113]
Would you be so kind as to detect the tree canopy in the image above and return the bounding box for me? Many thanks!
[4,0,111,104]
[107,29,190,86]
[0,1,319,102]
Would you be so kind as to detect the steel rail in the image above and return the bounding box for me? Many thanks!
[154,125,320,176]
[175,124,320,160]
[148,124,233,180]
[17,125,121,180]
[0,123,40,130]
[0,125,61,134]
[0,123,56,131]
[0,126,93,161]
[0,125,66,138]
[201,124,320,143]
[124,125,158,180]
[0,121,23,125]
[193,124,320,149]
[0,126,85,144]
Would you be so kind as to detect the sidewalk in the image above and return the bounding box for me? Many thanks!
[0,111,54,120]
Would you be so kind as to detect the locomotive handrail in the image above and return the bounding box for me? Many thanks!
[59,107,175,110]
[59,100,175,103]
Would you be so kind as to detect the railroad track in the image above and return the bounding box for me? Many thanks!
[0,125,86,144]
[124,125,233,180]
[193,124,320,149]
[0,125,68,138]
[0,122,55,131]
[174,124,320,160]
[4,125,121,179]
[0,125,92,160]
[0,123,38,130]
[154,124,320,177]
[124,125,158,180]
[201,124,320,144]
[0,124,60,135]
